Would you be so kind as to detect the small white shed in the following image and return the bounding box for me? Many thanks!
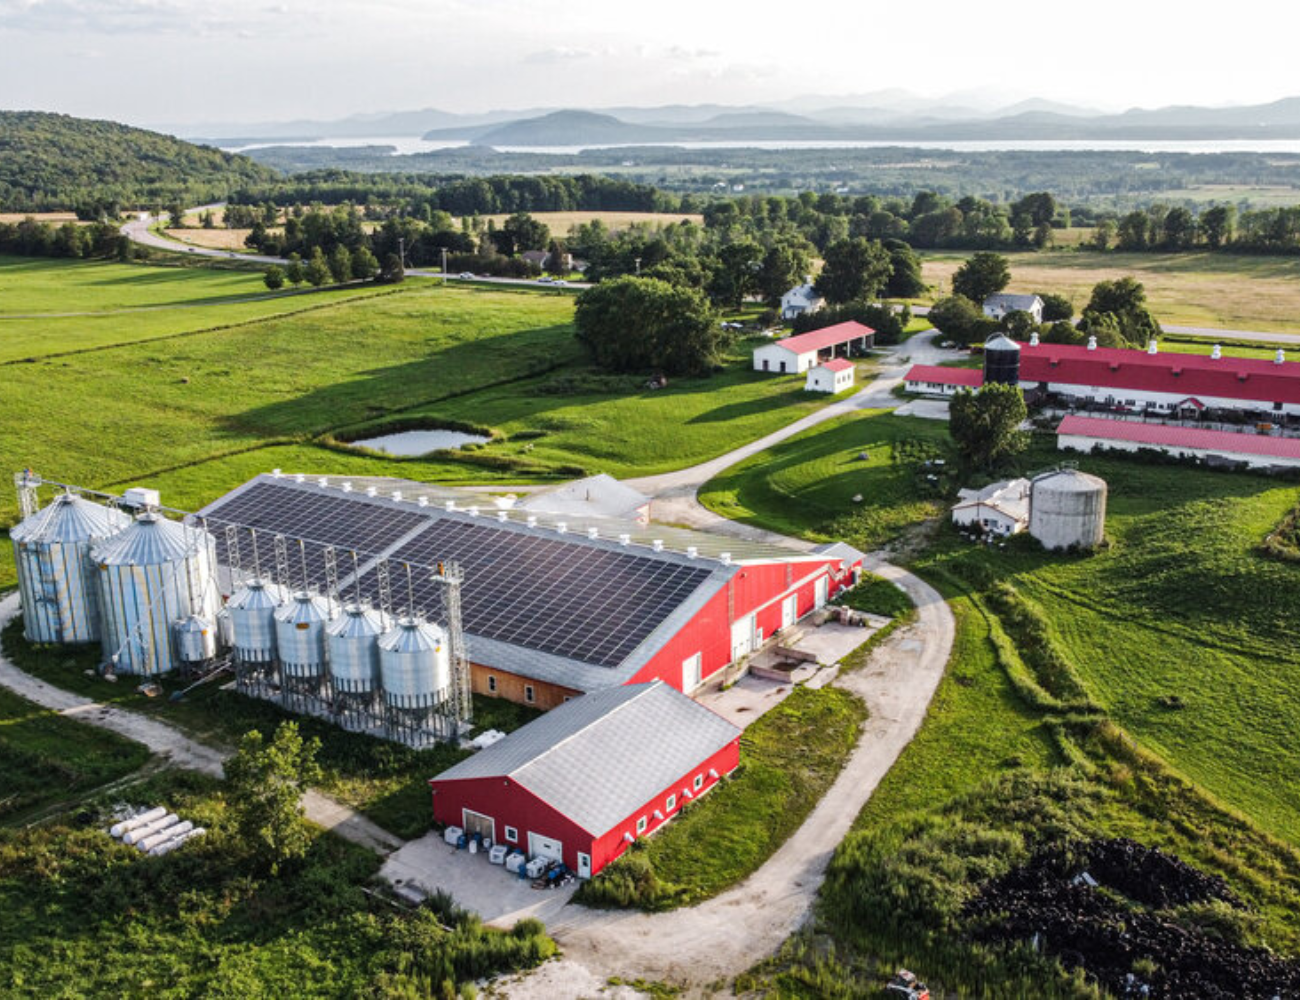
[805,358,855,394]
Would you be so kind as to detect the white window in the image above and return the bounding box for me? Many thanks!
[693,774,704,791]
[487,675,497,692]
[504,825,518,843]
[524,685,535,704]
[667,794,677,812]
[636,816,647,835]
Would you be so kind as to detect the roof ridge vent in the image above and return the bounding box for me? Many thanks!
[444,500,456,511]
[341,482,353,493]
[686,546,698,559]
[556,521,568,534]
[1277,349,1287,365]
[587,527,599,540]
[365,486,377,497]
[1211,344,1222,360]
[496,510,508,522]
[652,539,664,552]
[618,533,631,546]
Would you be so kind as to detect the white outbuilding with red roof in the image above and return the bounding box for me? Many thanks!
[753,321,876,375]
[1057,415,1300,469]
[805,357,856,394]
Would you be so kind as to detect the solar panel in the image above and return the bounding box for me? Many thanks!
[199,481,427,591]
[356,519,714,668]
[200,478,716,670]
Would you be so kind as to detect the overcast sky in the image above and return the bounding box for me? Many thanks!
[1,0,1294,127]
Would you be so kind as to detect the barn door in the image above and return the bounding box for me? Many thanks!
[730,615,755,661]
[462,809,495,845]
[682,653,702,692]
[815,576,829,608]
[781,594,797,630]
[528,832,563,864]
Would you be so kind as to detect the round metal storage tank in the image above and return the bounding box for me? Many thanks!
[274,592,332,678]
[92,513,219,675]
[11,493,129,644]
[227,579,287,665]
[378,617,450,707]
[983,333,1022,386]
[327,604,384,691]
[172,614,217,666]
[1029,469,1108,551]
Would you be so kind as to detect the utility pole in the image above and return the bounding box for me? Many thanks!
[634,256,642,275]
[398,237,406,276]
[441,247,448,283]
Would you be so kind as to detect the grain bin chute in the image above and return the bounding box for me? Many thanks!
[91,512,220,675]
[1029,468,1107,551]
[11,492,129,644]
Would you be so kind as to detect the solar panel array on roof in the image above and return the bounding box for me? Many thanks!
[198,477,717,670]
[199,481,427,590]
[356,520,713,667]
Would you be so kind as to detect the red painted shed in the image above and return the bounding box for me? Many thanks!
[429,681,741,877]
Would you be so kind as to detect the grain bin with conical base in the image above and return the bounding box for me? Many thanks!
[379,616,452,745]
[91,512,220,675]
[11,492,129,644]
[1029,468,1107,551]
[328,603,385,730]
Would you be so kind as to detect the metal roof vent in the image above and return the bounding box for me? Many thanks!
[652,539,664,552]
[496,510,509,522]
[271,468,283,477]
[526,515,538,528]
[468,505,479,517]
[587,527,599,539]
[317,477,328,487]
[1211,344,1222,360]
[720,552,732,565]
[1086,336,1097,351]
[1147,339,1158,355]
[618,533,631,546]
[556,521,568,534]
[417,496,428,507]
[1029,331,1040,347]
[1277,349,1286,365]
[444,500,456,511]
[391,490,403,502]
[365,486,377,497]
[341,482,353,492]
[294,474,305,484]
[686,546,698,559]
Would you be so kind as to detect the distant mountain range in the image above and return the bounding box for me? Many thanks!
[164,93,1300,147]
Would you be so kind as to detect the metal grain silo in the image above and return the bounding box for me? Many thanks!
[227,579,287,666]
[172,614,217,669]
[92,513,219,675]
[328,604,384,692]
[378,617,450,709]
[1029,468,1108,551]
[983,333,1022,387]
[11,492,129,644]
[274,592,332,679]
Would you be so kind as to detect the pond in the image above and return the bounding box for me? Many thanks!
[348,429,490,456]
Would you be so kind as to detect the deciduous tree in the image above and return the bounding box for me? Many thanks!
[574,276,721,375]
[224,722,323,875]
[949,383,1029,470]
[951,252,1011,303]
[263,265,285,290]
[816,237,892,304]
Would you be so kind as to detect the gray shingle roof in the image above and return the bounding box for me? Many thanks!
[984,293,1043,311]
[432,681,741,834]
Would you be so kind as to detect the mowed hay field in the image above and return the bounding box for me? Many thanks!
[162,227,259,250]
[922,250,1300,333]
[0,255,396,359]
[477,210,704,231]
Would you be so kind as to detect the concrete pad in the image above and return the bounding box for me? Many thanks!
[381,831,577,928]
[787,620,883,666]
[694,672,799,730]
[893,399,951,421]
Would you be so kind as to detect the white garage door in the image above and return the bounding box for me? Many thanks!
[528,832,563,863]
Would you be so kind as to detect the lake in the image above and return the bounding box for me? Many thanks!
[226,135,1300,156]
[349,429,489,456]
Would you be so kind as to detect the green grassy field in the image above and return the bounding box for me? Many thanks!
[0,685,153,825]
[699,411,952,549]
[0,771,556,997]
[0,255,399,361]
[921,250,1300,334]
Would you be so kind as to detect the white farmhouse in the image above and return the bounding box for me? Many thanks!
[805,358,855,394]
[983,293,1044,325]
[951,479,1031,536]
[780,278,824,321]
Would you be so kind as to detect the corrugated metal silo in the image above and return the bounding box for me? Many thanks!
[274,592,332,678]
[92,513,219,675]
[327,604,384,692]
[227,579,287,665]
[378,617,450,710]
[11,492,129,644]
[983,333,1022,386]
[1029,468,1108,551]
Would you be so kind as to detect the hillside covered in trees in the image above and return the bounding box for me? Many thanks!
[0,111,280,214]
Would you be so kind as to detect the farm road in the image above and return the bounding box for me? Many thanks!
[0,593,402,853]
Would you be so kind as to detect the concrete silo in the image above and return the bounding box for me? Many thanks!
[11,492,129,644]
[91,512,220,675]
[1029,468,1108,551]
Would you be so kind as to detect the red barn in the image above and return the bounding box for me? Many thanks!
[429,681,741,877]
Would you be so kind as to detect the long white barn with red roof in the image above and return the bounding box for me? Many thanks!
[754,321,876,375]
[906,339,1300,418]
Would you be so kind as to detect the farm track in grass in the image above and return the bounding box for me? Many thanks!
[921,250,1300,334]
